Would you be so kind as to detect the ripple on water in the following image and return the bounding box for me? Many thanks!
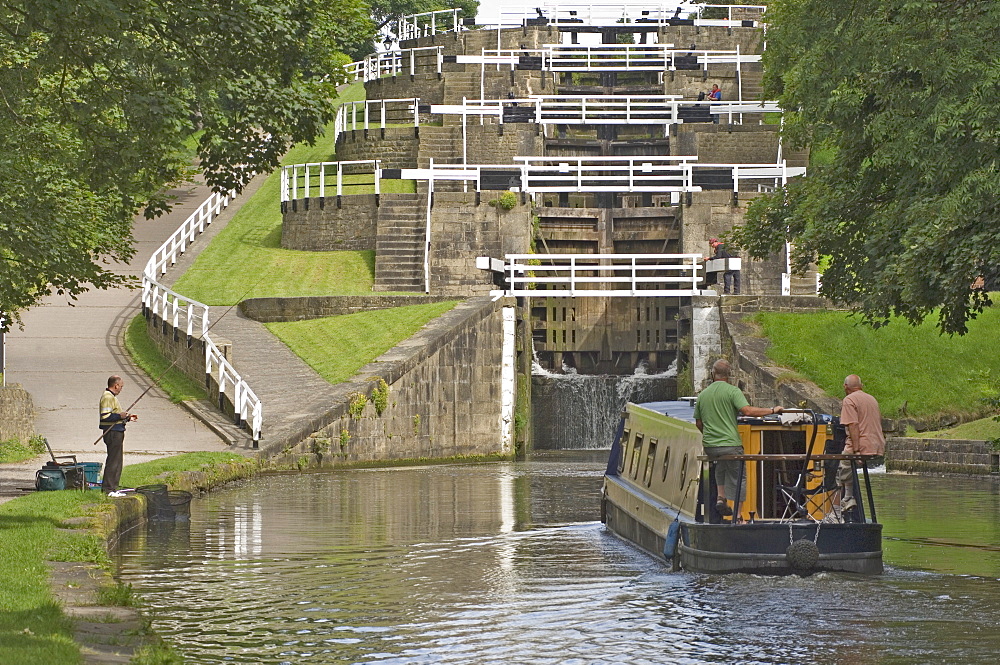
[114,463,1000,664]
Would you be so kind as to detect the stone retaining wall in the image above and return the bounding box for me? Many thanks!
[0,383,35,442]
[886,437,998,475]
[267,296,513,463]
[281,193,379,251]
[239,295,456,323]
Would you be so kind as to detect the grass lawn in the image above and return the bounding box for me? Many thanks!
[914,415,1000,441]
[170,82,383,306]
[123,315,207,402]
[754,304,1000,421]
[0,452,247,664]
[0,436,45,464]
[266,301,459,384]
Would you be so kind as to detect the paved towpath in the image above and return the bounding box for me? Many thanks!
[0,180,245,503]
[1,167,358,502]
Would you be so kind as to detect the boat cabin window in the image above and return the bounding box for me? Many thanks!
[617,429,630,474]
[661,446,671,482]
[630,434,644,479]
[643,439,658,487]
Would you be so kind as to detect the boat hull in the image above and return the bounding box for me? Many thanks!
[603,491,883,575]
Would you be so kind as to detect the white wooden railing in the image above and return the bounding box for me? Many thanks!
[497,253,706,297]
[431,96,781,126]
[456,45,760,70]
[280,160,382,203]
[397,9,467,41]
[142,190,263,443]
[344,46,444,82]
[395,158,804,194]
[486,3,767,28]
[334,98,421,145]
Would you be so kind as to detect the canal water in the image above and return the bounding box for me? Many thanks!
[114,455,1000,664]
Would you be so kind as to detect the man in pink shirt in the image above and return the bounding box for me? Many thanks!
[837,374,885,511]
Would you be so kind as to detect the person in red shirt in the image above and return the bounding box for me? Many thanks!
[837,374,885,510]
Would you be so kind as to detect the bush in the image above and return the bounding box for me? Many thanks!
[488,191,518,211]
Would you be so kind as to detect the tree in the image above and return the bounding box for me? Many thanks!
[730,0,1000,335]
[0,0,373,329]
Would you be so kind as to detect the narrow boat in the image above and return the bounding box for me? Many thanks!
[601,400,883,575]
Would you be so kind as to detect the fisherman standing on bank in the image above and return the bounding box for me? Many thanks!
[98,375,137,494]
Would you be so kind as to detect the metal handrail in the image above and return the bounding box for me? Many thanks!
[501,253,705,297]
[397,8,465,41]
[344,46,444,82]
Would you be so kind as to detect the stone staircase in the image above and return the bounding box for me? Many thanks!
[417,125,462,166]
[442,70,481,115]
[374,193,427,292]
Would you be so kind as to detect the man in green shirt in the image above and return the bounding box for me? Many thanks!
[694,359,782,518]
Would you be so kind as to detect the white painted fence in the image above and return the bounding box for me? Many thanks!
[280,160,382,203]
[431,96,781,126]
[397,9,467,41]
[334,98,421,145]
[497,253,706,297]
[344,46,444,82]
[485,3,767,28]
[142,190,263,443]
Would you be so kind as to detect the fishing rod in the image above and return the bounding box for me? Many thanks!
[92,269,269,446]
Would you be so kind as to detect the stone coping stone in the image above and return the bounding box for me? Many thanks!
[239,294,457,323]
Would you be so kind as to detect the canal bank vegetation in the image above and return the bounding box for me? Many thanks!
[754,303,1000,430]
[0,435,45,463]
[0,452,252,664]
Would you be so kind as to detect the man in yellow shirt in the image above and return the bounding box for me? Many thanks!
[99,375,137,493]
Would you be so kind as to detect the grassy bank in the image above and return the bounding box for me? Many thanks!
[170,81,380,306]
[266,301,459,384]
[123,315,207,403]
[755,304,1000,421]
[0,436,45,463]
[0,452,251,664]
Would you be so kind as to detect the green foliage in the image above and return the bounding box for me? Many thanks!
[0,1,376,328]
[0,435,45,463]
[339,428,351,451]
[265,301,459,384]
[349,393,368,418]
[119,452,247,489]
[370,378,390,416]
[488,191,518,211]
[95,582,139,608]
[412,414,421,435]
[732,0,1000,335]
[754,305,1000,420]
[123,315,207,402]
[131,641,185,665]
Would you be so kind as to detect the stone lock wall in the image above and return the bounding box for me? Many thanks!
[681,190,786,296]
[335,127,420,170]
[427,192,534,296]
[886,438,998,475]
[273,297,513,463]
[673,124,780,165]
[0,384,35,442]
[281,193,379,251]
[239,295,457,323]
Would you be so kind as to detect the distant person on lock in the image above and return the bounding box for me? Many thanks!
[709,238,741,294]
[694,359,783,520]
[707,83,723,123]
[837,375,885,512]
[98,375,138,494]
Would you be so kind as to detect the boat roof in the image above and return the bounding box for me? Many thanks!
[635,400,697,423]
[635,399,834,426]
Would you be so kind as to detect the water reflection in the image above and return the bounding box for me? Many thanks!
[114,457,1000,664]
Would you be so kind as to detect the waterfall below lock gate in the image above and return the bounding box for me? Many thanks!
[530,361,677,450]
